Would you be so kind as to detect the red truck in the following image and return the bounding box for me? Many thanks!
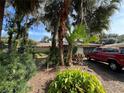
[87,47,124,71]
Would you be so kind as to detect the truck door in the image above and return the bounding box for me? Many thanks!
[100,48,119,62]
[91,48,102,60]
[118,48,124,66]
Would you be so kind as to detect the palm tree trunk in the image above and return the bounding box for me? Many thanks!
[58,0,72,66]
[0,0,6,48]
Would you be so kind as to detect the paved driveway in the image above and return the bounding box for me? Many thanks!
[85,60,124,93]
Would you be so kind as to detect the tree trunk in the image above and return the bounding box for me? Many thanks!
[51,25,57,49]
[15,15,24,40]
[67,44,73,66]
[16,21,21,39]
[8,33,13,52]
[23,28,28,45]
[47,22,59,67]
[58,27,64,66]
[0,0,6,48]
[58,0,72,66]
[49,26,57,59]
[23,33,27,45]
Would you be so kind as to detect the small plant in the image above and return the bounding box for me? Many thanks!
[48,69,106,93]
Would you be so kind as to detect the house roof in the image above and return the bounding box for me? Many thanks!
[101,43,124,48]
[35,42,101,48]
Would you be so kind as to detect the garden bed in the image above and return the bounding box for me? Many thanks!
[28,62,124,93]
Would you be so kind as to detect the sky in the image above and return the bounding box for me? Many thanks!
[28,23,51,41]
[2,1,124,41]
[109,1,124,35]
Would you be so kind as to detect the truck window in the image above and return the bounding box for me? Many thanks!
[120,49,124,54]
[103,48,118,53]
[93,48,102,52]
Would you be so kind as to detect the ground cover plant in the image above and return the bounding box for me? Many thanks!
[48,69,106,93]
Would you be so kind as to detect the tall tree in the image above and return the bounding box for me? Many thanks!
[86,0,120,33]
[71,0,121,33]
[44,0,61,65]
[44,0,72,66]
[13,0,40,40]
[0,0,40,48]
[58,0,72,66]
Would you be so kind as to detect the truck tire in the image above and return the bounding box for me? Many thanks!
[109,61,122,71]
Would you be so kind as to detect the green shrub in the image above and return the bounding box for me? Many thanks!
[0,51,36,93]
[48,69,106,93]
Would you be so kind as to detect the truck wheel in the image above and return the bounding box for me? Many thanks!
[109,62,122,71]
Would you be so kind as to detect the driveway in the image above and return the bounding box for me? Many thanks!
[85,60,124,93]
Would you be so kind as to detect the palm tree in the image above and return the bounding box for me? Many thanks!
[86,0,121,33]
[58,0,72,66]
[72,0,121,33]
[44,0,72,66]
[66,24,99,65]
